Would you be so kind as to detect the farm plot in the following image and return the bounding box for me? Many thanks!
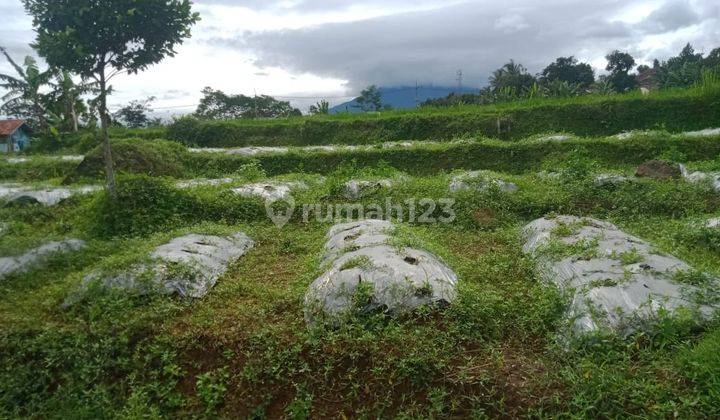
[1,123,720,417]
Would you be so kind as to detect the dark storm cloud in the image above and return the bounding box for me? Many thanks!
[639,0,701,34]
[221,0,717,89]
[230,0,632,88]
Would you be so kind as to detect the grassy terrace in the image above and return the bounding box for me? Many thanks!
[32,81,720,153]
[5,130,720,183]
[163,84,720,147]
[1,89,720,417]
[1,157,720,416]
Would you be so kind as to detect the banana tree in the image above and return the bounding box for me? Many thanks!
[48,70,96,132]
[0,46,54,128]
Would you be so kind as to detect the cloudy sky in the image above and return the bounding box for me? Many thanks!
[0,0,718,115]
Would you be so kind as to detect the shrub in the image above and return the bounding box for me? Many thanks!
[83,175,193,238]
[65,138,190,183]
[167,89,720,147]
[0,157,79,182]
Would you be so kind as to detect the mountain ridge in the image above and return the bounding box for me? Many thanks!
[330,85,477,113]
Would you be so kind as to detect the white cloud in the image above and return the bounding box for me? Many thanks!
[494,14,530,33]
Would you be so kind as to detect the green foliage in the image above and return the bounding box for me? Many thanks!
[0,156,79,181]
[541,80,581,98]
[176,133,720,181]
[168,88,720,147]
[0,194,719,417]
[354,85,383,112]
[540,56,595,88]
[23,0,200,79]
[68,138,190,182]
[23,0,201,192]
[83,174,192,237]
[26,126,166,155]
[0,47,54,127]
[678,222,720,253]
[490,60,537,94]
[605,50,638,92]
[4,81,720,418]
[675,328,720,406]
[194,87,302,119]
[309,99,330,115]
[652,43,720,90]
[195,367,230,414]
[45,70,94,133]
[557,149,601,181]
[113,96,158,128]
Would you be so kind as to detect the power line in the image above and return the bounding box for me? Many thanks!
[152,104,198,110]
[274,95,355,99]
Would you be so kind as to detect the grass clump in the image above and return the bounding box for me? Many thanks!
[83,174,193,238]
[339,256,373,271]
[66,138,190,183]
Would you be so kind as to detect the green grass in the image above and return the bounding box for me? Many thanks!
[167,85,720,147]
[0,155,719,416]
[2,87,720,416]
[10,130,713,184]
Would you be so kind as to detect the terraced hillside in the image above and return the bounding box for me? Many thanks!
[2,92,720,417]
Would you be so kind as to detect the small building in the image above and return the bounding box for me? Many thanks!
[0,119,32,153]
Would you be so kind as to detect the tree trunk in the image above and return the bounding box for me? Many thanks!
[98,69,116,198]
[70,101,78,132]
[34,101,47,129]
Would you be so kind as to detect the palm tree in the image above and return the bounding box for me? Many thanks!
[0,46,54,128]
[489,60,537,95]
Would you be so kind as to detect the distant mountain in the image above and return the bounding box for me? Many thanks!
[330,86,477,114]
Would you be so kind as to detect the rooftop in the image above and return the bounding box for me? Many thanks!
[0,119,29,137]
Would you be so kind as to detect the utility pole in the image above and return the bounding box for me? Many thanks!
[414,80,419,107]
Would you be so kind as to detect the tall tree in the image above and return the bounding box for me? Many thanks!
[605,50,637,92]
[669,43,703,67]
[113,96,156,128]
[23,0,200,197]
[489,60,537,95]
[354,85,382,112]
[705,47,720,70]
[662,43,705,88]
[47,70,94,132]
[540,56,595,88]
[0,47,53,127]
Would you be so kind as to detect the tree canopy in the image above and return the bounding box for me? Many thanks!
[0,48,54,128]
[489,60,537,95]
[195,87,301,120]
[113,97,158,128]
[23,0,200,196]
[540,56,595,88]
[354,85,383,112]
[605,50,637,92]
[23,0,200,79]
